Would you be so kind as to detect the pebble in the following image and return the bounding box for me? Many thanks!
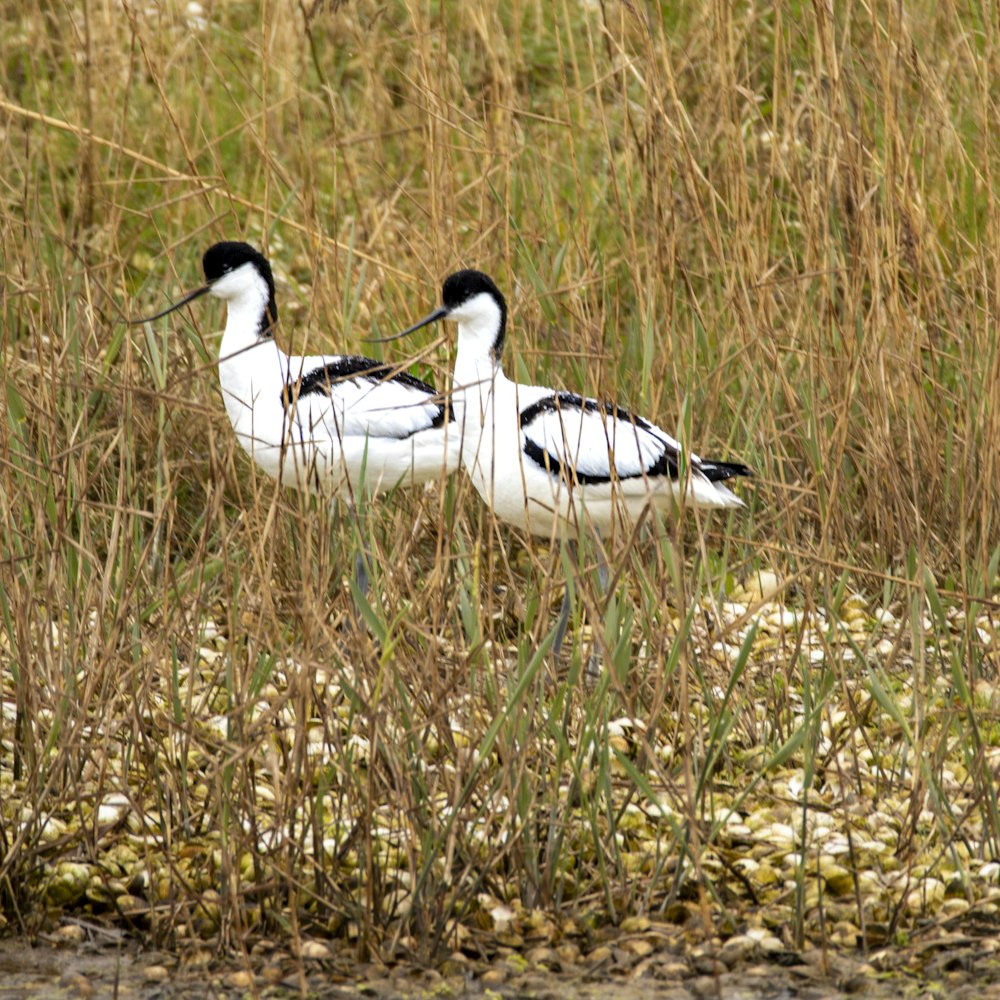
[692,953,726,976]
[842,593,867,612]
[557,942,581,963]
[143,965,170,982]
[198,645,223,665]
[978,861,1000,880]
[906,878,946,910]
[690,975,724,997]
[829,922,860,948]
[114,893,146,912]
[53,923,87,944]
[942,898,970,916]
[759,934,786,953]
[526,945,559,967]
[96,793,130,826]
[659,961,689,977]
[766,608,800,629]
[620,914,651,932]
[719,934,757,966]
[622,938,655,958]
[58,972,94,997]
[439,954,470,976]
[502,954,529,974]
[298,940,331,959]
[747,570,782,601]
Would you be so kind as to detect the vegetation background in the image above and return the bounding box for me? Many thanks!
[2,0,999,985]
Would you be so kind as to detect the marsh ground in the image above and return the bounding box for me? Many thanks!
[2,1,1000,997]
[3,931,1000,999]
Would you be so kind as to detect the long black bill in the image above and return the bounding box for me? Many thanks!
[368,306,449,343]
[131,284,211,325]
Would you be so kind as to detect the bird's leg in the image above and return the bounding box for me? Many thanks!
[344,498,375,623]
[584,532,608,684]
[353,546,371,599]
[552,538,578,659]
[595,536,609,593]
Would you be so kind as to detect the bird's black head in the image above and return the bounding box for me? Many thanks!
[441,270,508,360]
[441,269,503,310]
[377,269,509,359]
[202,241,279,335]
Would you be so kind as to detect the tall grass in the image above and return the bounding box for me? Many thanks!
[1,0,998,964]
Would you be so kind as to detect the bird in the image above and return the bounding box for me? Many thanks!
[387,269,753,660]
[134,241,460,593]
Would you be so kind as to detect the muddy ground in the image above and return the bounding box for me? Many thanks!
[4,927,1000,1000]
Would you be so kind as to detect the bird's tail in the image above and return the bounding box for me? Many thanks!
[700,460,754,483]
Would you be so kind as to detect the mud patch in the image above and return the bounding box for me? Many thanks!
[5,932,1000,1000]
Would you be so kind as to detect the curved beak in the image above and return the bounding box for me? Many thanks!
[131,284,211,325]
[368,306,449,343]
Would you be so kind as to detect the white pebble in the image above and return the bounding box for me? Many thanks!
[96,793,131,826]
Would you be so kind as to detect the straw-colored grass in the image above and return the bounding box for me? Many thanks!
[2,0,999,978]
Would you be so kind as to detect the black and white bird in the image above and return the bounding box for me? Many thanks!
[393,270,752,536]
[390,270,753,659]
[135,242,460,592]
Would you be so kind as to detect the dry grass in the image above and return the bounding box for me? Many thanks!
[2,0,999,971]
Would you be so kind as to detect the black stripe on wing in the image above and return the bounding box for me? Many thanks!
[281,355,452,432]
[519,391,680,486]
[699,460,754,482]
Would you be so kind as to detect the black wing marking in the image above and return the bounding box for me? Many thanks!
[282,355,453,432]
[519,391,680,485]
[699,460,754,482]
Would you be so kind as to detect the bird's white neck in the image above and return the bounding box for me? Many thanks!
[451,329,503,418]
[217,292,283,432]
[217,278,273,358]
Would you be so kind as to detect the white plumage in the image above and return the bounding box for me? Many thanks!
[136,242,459,497]
[393,270,751,538]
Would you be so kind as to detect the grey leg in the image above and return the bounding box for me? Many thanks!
[353,547,371,598]
[350,545,374,628]
[596,539,608,592]
[346,497,372,617]
[552,539,578,659]
[551,536,610,683]
[553,584,572,658]
[585,535,608,683]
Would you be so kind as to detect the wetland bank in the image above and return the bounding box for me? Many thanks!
[2,2,1000,998]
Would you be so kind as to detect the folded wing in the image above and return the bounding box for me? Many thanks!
[519,391,683,486]
[284,355,450,441]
